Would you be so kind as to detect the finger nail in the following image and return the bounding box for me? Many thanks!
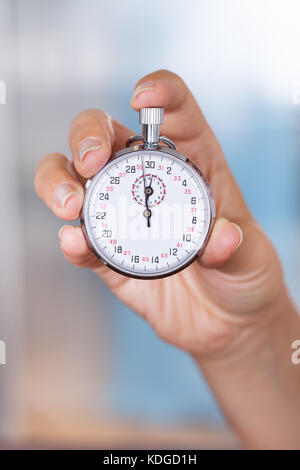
[231,223,243,250]
[79,137,102,162]
[58,225,69,240]
[54,182,78,208]
[132,81,155,100]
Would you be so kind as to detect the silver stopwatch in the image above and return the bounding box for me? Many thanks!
[82,108,215,279]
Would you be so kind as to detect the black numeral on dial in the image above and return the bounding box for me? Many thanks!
[110,176,120,184]
[101,230,112,237]
[96,211,106,219]
[126,165,136,173]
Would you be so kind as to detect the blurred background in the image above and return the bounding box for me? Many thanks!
[0,0,300,449]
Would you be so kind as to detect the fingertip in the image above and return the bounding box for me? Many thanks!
[58,224,75,245]
[129,70,209,143]
[58,224,69,241]
[131,81,156,105]
[52,184,84,221]
[130,79,175,111]
[231,223,243,251]
[59,224,99,269]
[68,110,115,178]
[59,225,87,255]
[200,217,243,268]
[75,142,111,179]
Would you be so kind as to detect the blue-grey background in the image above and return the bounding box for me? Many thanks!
[0,0,299,446]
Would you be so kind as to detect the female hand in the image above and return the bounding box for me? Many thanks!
[35,69,284,358]
[35,70,300,448]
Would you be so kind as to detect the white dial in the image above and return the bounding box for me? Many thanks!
[83,148,214,279]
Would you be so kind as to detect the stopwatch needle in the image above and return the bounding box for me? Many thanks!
[144,189,152,228]
[145,175,155,227]
[142,158,152,228]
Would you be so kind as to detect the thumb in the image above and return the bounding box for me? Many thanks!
[200,215,274,280]
[200,216,243,269]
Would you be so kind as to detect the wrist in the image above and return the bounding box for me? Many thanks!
[194,293,300,449]
[195,289,298,381]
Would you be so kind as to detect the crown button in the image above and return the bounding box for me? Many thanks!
[139,108,164,126]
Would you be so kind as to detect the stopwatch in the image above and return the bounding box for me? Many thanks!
[82,108,215,279]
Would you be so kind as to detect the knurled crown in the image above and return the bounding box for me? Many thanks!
[139,108,164,126]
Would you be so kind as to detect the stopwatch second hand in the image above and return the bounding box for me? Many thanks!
[142,157,148,219]
[149,173,154,188]
[142,157,151,227]
[145,193,151,228]
[145,173,155,227]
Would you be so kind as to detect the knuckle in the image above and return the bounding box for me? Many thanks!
[34,153,66,195]
[72,108,104,124]
[34,154,50,194]
[68,109,112,148]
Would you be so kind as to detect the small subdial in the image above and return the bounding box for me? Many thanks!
[132,174,166,207]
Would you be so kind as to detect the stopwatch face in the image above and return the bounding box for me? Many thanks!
[82,147,214,279]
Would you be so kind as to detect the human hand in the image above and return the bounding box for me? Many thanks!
[34,70,288,361]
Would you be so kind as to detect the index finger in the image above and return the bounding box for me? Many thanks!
[130,69,212,144]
